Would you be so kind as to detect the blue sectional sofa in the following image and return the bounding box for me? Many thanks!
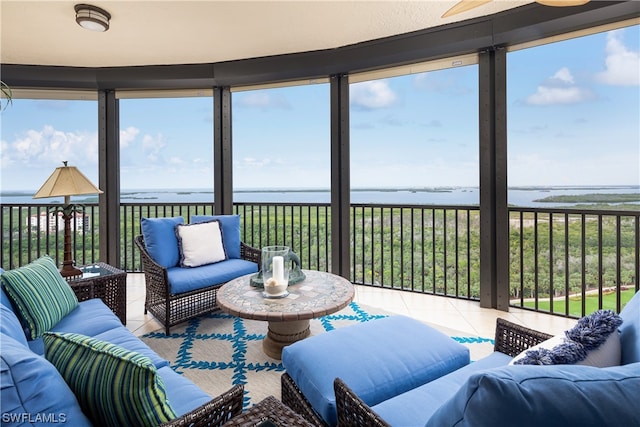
[135,214,260,334]
[334,290,640,427]
[0,256,243,426]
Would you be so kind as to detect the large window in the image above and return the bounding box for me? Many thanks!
[350,64,480,205]
[507,24,640,206]
[119,96,214,202]
[1,97,99,198]
[232,84,330,202]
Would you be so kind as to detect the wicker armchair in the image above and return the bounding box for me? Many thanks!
[282,318,552,427]
[160,383,244,427]
[135,235,261,335]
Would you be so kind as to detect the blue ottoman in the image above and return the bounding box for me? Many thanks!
[282,315,470,426]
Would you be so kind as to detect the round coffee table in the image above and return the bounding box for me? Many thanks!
[216,270,354,359]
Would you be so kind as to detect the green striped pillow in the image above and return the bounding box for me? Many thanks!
[0,256,78,339]
[43,332,177,427]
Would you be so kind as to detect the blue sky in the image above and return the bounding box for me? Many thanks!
[1,25,638,192]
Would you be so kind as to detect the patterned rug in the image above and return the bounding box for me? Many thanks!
[140,302,494,408]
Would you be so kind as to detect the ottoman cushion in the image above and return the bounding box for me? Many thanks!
[282,315,470,426]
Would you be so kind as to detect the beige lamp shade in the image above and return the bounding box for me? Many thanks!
[33,161,103,201]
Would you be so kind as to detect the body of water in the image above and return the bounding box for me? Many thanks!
[1,186,639,208]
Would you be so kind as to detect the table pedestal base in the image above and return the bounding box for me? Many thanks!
[263,320,311,360]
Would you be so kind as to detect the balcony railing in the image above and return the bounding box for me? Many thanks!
[2,201,638,318]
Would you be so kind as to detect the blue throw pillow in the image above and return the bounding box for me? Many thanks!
[425,363,640,427]
[191,215,241,259]
[619,290,640,364]
[140,217,184,268]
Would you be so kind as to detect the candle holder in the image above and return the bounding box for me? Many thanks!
[261,246,290,298]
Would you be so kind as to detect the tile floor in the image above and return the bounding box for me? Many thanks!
[125,273,577,338]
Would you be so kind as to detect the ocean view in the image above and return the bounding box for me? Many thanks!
[2,185,639,208]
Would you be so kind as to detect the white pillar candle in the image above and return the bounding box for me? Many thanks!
[272,256,284,284]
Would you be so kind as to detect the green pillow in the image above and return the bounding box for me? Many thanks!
[43,332,177,427]
[0,256,78,339]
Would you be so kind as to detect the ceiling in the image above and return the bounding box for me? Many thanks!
[0,0,535,68]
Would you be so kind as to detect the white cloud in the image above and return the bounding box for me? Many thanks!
[1,125,96,167]
[120,126,139,148]
[526,67,593,105]
[595,29,640,86]
[142,133,166,162]
[350,80,397,110]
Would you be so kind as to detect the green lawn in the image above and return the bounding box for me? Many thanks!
[520,288,636,317]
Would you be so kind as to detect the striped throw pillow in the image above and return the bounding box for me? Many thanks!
[0,256,78,339]
[43,332,177,427]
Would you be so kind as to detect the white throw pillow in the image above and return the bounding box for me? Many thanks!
[510,309,623,367]
[176,220,227,267]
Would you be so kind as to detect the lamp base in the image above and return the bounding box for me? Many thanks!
[60,263,83,278]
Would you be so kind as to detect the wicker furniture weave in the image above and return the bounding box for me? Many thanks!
[66,262,127,324]
[282,317,553,427]
[160,383,244,427]
[222,395,315,427]
[135,235,261,335]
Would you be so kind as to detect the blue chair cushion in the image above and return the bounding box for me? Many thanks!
[373,351,512,427]
[619,290,640,364]
[141,216,184,268]
[157,366,213,417]
[167,258,257,295]
[425,362,640,427]
[282,315,470,426]
[191,215,241,259]
[1,334,91,426]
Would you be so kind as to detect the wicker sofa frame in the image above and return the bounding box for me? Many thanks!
[135,235,261,335]
[281,318,553,427]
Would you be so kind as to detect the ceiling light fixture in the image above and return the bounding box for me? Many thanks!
[75,4,111,32]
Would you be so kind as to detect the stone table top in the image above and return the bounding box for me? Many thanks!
[217,270,355,322]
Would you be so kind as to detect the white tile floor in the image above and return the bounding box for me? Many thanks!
[125,273,577,338]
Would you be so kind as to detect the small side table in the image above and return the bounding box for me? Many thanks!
[66,262,127,325]
[223,396,313,427]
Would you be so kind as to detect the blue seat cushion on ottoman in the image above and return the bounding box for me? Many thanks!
[157,366,213,416]
[373,351,512,426]
[167,259,258,295]
[282,315,470,426]
[425,362,640,427]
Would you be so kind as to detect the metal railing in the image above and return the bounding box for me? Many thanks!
[2,201,638,318]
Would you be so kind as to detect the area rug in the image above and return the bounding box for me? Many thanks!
[140,302,493,408]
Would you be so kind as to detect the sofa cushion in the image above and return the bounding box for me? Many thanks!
[176,220,227,267]
[0,256,78,340]
[167,258,258,295]
[511,310,622,367]
[282,315,470,426]
[619,289,640,364]
[141,216,184,268]
[0,305,28,347]
[373,351,512,427]
[43,332,177,427]
[191,214,241,259]
[27,298,126,355]
[156,365,213,416]
[426,362,640,427]
[1,334,91,426]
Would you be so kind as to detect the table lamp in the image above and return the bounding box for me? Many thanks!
[33,161,103,277]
